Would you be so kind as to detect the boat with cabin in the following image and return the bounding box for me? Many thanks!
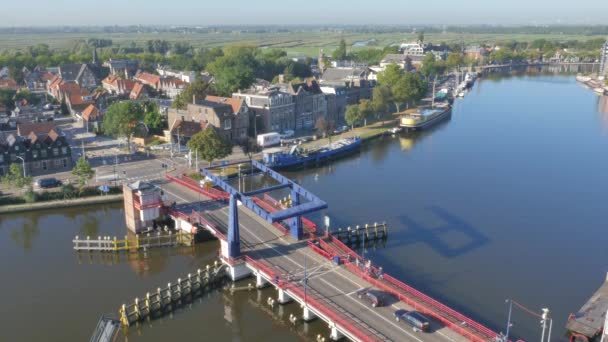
[399,103,452,131]
[262,137,361,170]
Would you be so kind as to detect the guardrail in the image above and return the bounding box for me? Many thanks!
[189,210,227,241]
[307,240,332,260]
[165,174,229,201]
[324,235,497,341]
[243,255,380,342]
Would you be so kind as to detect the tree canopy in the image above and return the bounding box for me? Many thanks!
[332,38,348,61]
[187,127,232,165]
[72,157,95,191]
[102,101,144,150]
[1,164,32,189]
[345,105,364,128]
[207,46,257,96]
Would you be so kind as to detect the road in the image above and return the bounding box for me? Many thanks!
[160,180,469,342]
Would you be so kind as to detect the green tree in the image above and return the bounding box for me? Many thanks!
[418,31,425,44]
[72,157,95,192]
[207,46,257,96]
[102,101,144,152]
[445,53,464,70]
[60,98,70,116]
[1,163,33,189]
[377,64,404,87]
[345,105,364,129]
[172,78,209,109]
[332,38,347,61]
[358,99,373,126]
[187,127,232,166]
[420,53,438,79]
[371,84,391,115]
[240,137,260,160]
[392,73,427,112]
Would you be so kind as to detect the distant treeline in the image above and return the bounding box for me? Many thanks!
[0,25,608,35]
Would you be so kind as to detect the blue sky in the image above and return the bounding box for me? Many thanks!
[2,0,607,26]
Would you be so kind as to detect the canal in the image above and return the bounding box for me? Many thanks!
[2,74,607,341]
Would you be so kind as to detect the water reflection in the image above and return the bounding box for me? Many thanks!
[398,115,452,152]
[10,217,40,251]
[597,95,608,133]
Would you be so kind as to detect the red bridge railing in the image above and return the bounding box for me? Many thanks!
[243,255,382,342]
[321,235,498,342]
[165,174,229,201]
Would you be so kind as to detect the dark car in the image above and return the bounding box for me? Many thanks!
[357,289,385,307]
[36,178,62,189]
[394,309,430,332]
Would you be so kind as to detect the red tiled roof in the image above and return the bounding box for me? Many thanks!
[135,72,161,87]
[205,95,245,114]
[82,104,101,121]
[0,77,18,90]
[130,82,145,99]
[17,122,57,137]
[170,120,208,137]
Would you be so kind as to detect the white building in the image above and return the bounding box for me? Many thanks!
[400,42,425,57]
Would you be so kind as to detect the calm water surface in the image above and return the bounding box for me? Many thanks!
[2,75,607,341]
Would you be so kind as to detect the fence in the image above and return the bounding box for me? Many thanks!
[73,230,194,252]
[243,255,382,342]
[119,262,226,326]
[165,174,229,201]
[324,235,498,342]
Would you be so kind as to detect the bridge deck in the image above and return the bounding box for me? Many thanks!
[162,179,488,342]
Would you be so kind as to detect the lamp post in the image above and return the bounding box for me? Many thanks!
[541,308,552,342]
[505,299,513,342]
[15,156,26,177]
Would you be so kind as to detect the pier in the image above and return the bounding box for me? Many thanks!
[332,223,388,245]
[566,273,608,341]
[73,230,194,252]
[151,159,500,341]
[119,262,226,326]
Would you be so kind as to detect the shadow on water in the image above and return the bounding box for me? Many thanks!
[392,205,489,259]
[10,216,41,251]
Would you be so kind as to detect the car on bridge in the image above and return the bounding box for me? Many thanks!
[394,309,430,332]
[357,289,386,308]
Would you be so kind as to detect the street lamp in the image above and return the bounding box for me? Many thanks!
[15,156,26,177]
[505,299,513,342]
[541,308,552,342]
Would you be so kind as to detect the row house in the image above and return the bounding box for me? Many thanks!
[0,77,19,90]
[320,67,375,105]
[134,72,161,90]
[157,67,196,83]
[280,79,327,130]
[159,77,188,99]
[58,63,100,90]
[105,59,139,77]
[82,104,103,133]
[167,96,249,143]
[0,122,73,176]
[102,75,137,96]
[233,86,295,134]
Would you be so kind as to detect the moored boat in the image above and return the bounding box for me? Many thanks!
[262,137,361,170]
[399,104,452,131]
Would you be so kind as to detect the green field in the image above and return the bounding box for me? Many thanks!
[0,30,603,57]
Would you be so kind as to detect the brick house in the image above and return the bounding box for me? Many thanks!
[0,122,73,176]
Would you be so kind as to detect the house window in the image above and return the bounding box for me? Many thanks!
[42,161,47,170]
[61,147,68,155]
[55,159,61,167]
[224,119,232,130]
[14,145,19,151]
[63,158,68,168]
[41,149,47,158]
[33,161,40,168]
[0,154,3,163]
[32,150,38,159]
[53,148,59,156]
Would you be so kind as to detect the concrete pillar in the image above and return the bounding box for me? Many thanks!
[256,272,269,288]
[303,306,317,322]
[330,325,343,341]
[225,262,251,281]
[277,288,293,304]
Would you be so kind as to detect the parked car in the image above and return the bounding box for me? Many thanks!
[333,125,350,135]
[357,289,385,307]
[280,130,295,139]
[36,177,62,189]
[394,309,430,332]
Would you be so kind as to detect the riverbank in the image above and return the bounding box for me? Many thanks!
[0,193,123,214]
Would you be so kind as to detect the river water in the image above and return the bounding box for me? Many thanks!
[2,74,608,341]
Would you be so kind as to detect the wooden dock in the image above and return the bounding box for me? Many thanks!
[566,273,608,340]
[332,222,388,245]
[73,231,194,252]
[119,261,226,326]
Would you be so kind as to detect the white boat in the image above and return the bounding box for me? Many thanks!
[594,88,606,95]
[576,75,592,83]
[400,103,452,131]
[388,127,402,134]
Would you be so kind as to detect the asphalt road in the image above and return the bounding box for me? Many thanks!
[160,181,469,342]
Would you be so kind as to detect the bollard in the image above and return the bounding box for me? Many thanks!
[157,287,162,309]
[145,292,151,314]
[120,304,129,326]
[167,283,172,304]
[176,278,182,298]
[134,297,140,321]
[197,269,202,285]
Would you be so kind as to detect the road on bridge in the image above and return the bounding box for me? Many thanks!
[159,179,471,342]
